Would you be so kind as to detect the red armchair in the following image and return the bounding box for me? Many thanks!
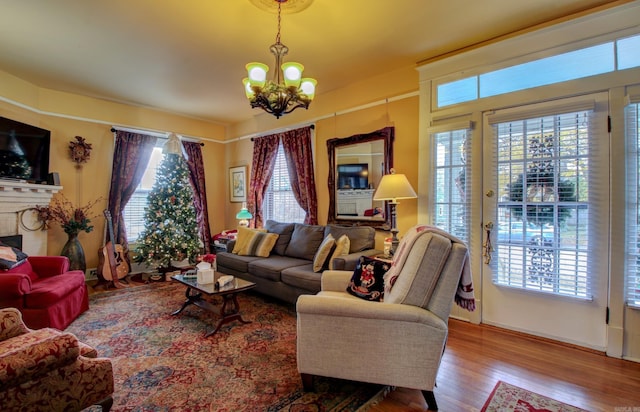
[0,256,89,330]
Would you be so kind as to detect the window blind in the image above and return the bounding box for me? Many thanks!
[263,143,305,224]
[431,128,472,244]
[625,101,640,307]
[488,108,596,299]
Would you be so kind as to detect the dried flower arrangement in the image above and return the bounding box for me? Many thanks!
[36,193,102,235]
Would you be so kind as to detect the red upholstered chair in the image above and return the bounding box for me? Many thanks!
[0,256,89,330]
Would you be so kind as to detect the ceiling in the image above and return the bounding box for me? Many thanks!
[0,0,622,126]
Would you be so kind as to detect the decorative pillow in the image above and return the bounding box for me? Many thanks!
[232,227,267,254]
[284,224,325,260]
[0,242,28,270]
[235,228,279,257]
[265,220,295,256]
[312,234,335,273]
[328,234,350,270]
[324,225,375,253]
[346,256,390,302]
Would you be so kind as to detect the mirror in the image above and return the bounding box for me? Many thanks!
[327,127,394,229]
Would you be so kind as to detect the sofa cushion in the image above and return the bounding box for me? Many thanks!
[284,224,325,261]
[313,234,335,272]
[216,252,262,273]
[265,220,295,256]
[346,256,390,302]
[281,264,322,291]
[384,233,451,308]
[25,273,87,308]
[328,234,351,270]
[248,256,310,282]
[324,225,375,253]
[0,242,28,271]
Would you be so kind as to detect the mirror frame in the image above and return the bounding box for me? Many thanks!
[327,126,394,229]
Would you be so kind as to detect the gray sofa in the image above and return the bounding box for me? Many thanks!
[216,221,381,304]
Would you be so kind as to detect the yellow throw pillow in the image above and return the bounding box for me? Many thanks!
[237,228,279,257]
[328,234,351,270]
[313,234,336,273]
[232,227,267,254]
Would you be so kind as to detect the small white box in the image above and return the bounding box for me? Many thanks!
[197,268,214,284]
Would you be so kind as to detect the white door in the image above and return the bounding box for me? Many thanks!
[481,94,610,350]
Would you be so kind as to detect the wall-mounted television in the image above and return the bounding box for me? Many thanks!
[337,163,369,189]
[0,116,51,184]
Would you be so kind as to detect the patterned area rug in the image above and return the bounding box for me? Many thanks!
[69,282,386,411]
[481,381,588,412]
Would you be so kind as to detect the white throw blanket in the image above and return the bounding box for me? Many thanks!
[383,225,476,311]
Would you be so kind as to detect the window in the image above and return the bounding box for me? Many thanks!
[491,109,593,298]
[436,32,640,108]
[626,101,640,307]
[123,144,165,242]
[432,128,471,243]
[262,142,305,223]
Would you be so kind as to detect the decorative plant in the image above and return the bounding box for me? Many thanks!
[36,194,101,235]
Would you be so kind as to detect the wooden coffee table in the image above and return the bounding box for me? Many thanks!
[171,273,256,337]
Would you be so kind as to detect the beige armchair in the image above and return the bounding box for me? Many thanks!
[296,227,472,411]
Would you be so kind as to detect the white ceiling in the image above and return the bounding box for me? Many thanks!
[0,0,621,126]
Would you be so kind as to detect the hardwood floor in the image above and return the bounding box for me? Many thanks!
[369,319,640,411]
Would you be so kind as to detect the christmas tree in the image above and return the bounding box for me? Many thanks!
[135,151,200,269]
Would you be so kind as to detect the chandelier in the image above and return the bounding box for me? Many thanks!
[243,0,317,119]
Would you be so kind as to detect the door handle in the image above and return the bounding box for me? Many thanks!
[483,221,494,264]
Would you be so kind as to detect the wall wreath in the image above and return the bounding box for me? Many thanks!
[69,136,92,166]
[505,135,576,227]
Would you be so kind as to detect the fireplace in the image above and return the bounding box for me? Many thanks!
[0,180,61,255]
[0,235,22,250]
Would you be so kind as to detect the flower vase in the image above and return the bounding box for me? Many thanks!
[61,233,86,272]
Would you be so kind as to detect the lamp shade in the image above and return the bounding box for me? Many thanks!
[236,209,253,220]
[282,62,304,88]
[373,170,417,202]
[300,78,317,100]
[246,62,268,88]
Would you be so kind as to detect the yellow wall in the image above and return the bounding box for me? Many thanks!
[224,95,420,248]
[0,70,227,270]
[1,61,422,264]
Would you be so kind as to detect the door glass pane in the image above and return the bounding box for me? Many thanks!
[494,111,591,298]
[432,129,470,243]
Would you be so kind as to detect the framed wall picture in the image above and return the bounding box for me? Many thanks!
[229,166,247,202]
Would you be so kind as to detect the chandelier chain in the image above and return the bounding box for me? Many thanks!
[276,1,282,44]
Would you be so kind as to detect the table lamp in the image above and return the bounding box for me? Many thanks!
[372,169,417,255]
[236,202,253,227]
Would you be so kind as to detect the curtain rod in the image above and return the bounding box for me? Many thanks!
[250,124,315,141]
[111,126,204,146]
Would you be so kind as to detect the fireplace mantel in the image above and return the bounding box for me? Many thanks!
[0,180,62,255]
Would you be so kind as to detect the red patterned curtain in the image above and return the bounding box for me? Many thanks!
[281,126,318,224]
[248,134,280,228]
[183,141,213,253]
[108,130,158,257]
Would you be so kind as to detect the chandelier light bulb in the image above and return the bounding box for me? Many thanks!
[300,78,317,99]
[282,62,304,88]
[246,63,269,88]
